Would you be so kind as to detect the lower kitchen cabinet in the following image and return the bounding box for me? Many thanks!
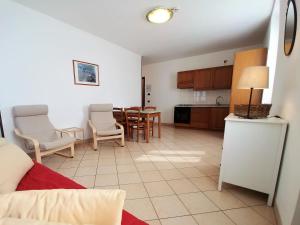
[210,107,229,130]
[175,106,229,130]
[190,107,210,129]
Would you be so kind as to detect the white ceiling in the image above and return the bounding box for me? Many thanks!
[14,0,274,64]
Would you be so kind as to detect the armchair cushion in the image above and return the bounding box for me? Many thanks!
[0,141,34,194]
[13,105,59,150]
[97,128,123,136]
[13,105,48,117]
[39,136,75,150]
[13,105,75,151]
[90,104,123,136]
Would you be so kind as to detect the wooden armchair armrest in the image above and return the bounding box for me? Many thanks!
[88,120,97,134]
[14,128,39,148]
[115,122,124,131]
[55,129,72,137]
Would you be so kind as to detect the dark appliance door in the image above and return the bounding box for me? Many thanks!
[174,107,191,124]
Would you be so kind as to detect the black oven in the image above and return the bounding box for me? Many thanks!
[174,106,191,124]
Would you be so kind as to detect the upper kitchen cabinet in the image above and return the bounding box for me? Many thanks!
[177,71,194,89]
[177,65,233,90]
[212,66,233,89]
[193,69,213,90]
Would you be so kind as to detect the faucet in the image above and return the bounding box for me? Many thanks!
[216,96,224,105]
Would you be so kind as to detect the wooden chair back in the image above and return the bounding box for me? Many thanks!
[143,106,157,111]
[124,107,142,125]
[113,107,125,124]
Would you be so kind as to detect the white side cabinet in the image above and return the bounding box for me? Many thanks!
[218,114,287,206]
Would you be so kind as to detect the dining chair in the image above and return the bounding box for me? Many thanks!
[125,107,146,142]
[143,106,157,137]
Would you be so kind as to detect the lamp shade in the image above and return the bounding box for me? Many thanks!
[238,66,269,89]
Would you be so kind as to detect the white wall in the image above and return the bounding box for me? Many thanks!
[262,0,280,104]
[0,0,141,145]
[267,0,300,224]
[142,47,257,123]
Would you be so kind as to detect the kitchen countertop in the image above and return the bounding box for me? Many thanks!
[175,104,229,108]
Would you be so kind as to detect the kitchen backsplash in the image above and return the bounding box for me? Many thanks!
[180,89,231,105]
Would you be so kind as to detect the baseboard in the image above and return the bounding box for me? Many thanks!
[274,202,283,225]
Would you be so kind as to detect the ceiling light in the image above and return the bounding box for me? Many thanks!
[146,8,174,24]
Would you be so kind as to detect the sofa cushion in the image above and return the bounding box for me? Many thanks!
[16,162,148,225]
[0,189,126,225]
[0,141,34,194]
[0,218,72,225]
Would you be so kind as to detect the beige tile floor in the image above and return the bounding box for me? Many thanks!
[43,126,277,225]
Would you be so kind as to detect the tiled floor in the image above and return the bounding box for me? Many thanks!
[43,126,277,225]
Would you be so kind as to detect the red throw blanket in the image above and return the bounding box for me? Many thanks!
[16,162,148,225]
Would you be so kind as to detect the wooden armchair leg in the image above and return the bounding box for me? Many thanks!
[70,144,75,157]
[35,152,42,163]
[34,146,42,163]
[93,137,98,150]
[121,132,125,146]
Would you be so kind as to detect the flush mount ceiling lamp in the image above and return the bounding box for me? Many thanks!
[146,7,177,24]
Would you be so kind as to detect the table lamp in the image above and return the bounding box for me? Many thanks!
[238,66,269,118]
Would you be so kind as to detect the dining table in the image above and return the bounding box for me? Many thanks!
[126,109,161,143]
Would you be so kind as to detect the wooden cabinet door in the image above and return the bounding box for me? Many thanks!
[212,66,233,89]
[210,107,229,130]
[230,48,267,113]
[177,71,194,89]
[190,107,211,128]
[193,69,213,90]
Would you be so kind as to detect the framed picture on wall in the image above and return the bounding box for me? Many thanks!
[73,60,99,86]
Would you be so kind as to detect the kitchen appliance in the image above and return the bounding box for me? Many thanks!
[174,106,191,124]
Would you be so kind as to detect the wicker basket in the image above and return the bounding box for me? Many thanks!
[234,104,272,119]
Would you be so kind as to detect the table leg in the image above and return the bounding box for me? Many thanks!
[158,113,161,138]
[146,114,150,143]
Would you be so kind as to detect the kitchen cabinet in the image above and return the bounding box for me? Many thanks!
[190,107,211,128]
[174,105,229,130]
[177,66,233,90]
[210,107,229,130]
[212,66,233,89]
[177,71,194,89]
[219,114,287,206]
[193,69,213,90]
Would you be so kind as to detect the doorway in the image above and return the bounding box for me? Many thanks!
[141,77,145,107]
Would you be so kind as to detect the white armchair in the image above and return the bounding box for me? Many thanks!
[88,104,125,150]
[13,105,75,163]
